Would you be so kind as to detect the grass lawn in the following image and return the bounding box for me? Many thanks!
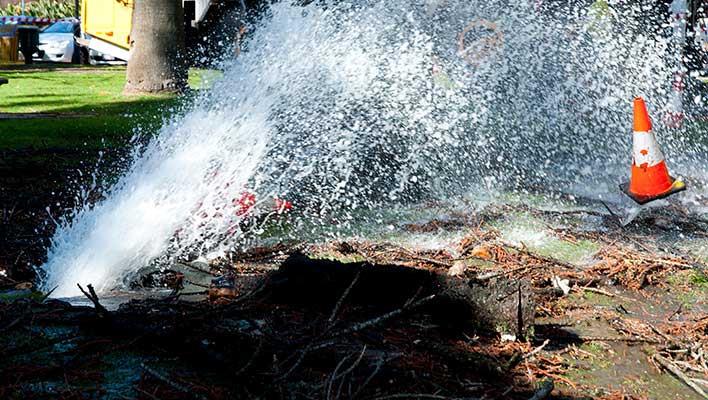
[0,64,215,150]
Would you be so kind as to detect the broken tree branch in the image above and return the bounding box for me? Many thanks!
[653,354,708,399]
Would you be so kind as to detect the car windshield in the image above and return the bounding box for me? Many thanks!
[43,21,74,34]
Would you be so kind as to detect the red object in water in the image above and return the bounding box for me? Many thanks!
[234,191,256,216]
[233,191,293,217]
[274,197,293,213]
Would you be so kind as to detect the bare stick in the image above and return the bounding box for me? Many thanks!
[331,346,367,399]
[326,352,354,400]
[536,334,663,344]
[77,283,108,315]
[339,294,436,337]
[328,271,361,325]
[571,286,615,298]
[141,363,207,399]
[40,286,58,302]
[600,201,623,228]
[177,261,216,276]
[351,355,396,399]
[522,339,550,362]
[654,354,708,399]
[371,395,454,400]
[235,338,264,376]
[280,293,434,381]
[510,242,581,271]
[647,323,673,344]
[403,251,453,268]
[570,286,636,303]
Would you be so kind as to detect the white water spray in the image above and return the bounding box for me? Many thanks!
[41,0,698,297]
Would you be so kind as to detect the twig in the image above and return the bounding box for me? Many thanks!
[653,354,708,399]
[351,355,391,399]
[278,339,319,381]
[326,353,354,400]
[178,290,209,296]
[279,293,434,381]
[371,395,455,400]
[404,251,453,268]
[474,264,542,281]
[523,339,550,362]
[0,315,24,334]
[326,346,367,400]
[647,323,673,344]
[337,294,436,337]
[600,201,623,228]
[40,286,58,302]
[691,378,708,388]
[334,345,367,383]
[571,285,640,303]
[328,271,361,325]
[646,258,692,269]
[507,242,582,271]
[134,388,161,400]
[535,334,662,344]
[235,337,264,376]
[76,284,108,315]
[528,379,554,400]
[668,304,684,321]
[184,279,210,289]
[177,261,217,276]
[674,360,706,374]
[507,339,550,370]
[141,363,207,399]
[571,286,614,297]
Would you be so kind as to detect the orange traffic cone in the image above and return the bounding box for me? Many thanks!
[620,97,686,204]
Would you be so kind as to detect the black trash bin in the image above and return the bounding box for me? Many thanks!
[17,26,39,65]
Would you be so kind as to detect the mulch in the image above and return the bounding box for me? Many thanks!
[2,200,708,399]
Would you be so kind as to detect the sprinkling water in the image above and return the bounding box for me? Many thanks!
[40,0,708,297]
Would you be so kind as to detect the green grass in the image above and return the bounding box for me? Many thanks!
[0,65,175,114]
[0,64,214,150]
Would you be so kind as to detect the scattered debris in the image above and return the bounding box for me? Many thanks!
[2,201,708,398]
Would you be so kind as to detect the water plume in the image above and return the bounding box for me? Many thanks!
[41,0,699,297]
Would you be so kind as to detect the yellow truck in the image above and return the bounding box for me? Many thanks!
[79,0,245,62]
[79,0,132,61]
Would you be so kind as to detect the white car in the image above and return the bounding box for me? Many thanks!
[34,19,81,63]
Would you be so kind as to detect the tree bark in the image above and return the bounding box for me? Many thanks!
[125,0,187,93]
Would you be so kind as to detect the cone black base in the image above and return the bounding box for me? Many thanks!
[619,177,686,205]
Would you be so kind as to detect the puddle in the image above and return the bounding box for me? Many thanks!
[564,340,697,399]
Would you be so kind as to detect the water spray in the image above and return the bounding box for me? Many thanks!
[665,0,688,129]
[40,0,693,297]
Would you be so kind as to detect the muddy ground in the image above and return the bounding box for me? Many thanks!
[0,147,124,282]
[2,150,708,399]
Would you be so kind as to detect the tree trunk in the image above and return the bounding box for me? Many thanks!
[125,0,187,93]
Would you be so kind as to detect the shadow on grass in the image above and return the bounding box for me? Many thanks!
[0,95,188,150]
[0,62,123,72]
[3,95,181,117]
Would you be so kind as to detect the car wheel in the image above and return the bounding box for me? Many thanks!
[71,45,81,64]
[80,47,90,65]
